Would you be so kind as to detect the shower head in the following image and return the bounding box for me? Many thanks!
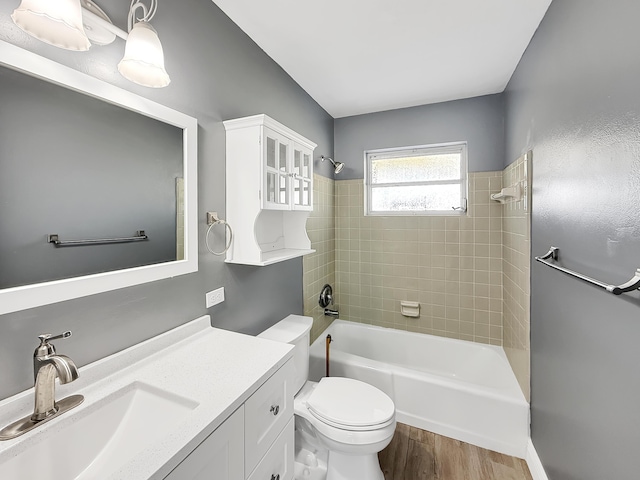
[321,155,345,174]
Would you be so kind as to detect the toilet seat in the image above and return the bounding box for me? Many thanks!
[306,377,395,431]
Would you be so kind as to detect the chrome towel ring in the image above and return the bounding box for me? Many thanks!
[205,212,233,256]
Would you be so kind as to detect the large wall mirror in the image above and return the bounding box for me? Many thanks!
[0,40,198,315]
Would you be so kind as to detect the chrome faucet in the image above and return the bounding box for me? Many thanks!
[324,308,340,317]
[32,332,80,421]
[0,331,84,441]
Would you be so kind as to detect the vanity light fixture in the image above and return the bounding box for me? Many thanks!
[117,0,170,88]
[11,0,91,51]
[10,0,170,88]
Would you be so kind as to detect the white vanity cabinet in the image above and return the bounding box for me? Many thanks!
[164,359,295,480]
[225,114,316,266]
[163,407,245,480]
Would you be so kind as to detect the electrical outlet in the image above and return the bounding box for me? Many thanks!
[206,287,225,308]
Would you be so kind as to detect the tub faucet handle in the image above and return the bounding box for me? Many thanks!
[319,284,334,308]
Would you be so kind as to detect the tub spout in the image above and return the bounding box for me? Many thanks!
[324,308,339,317]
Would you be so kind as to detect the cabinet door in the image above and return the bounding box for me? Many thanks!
[292,144,313,211]
[247,418,294,480]
[263,128,291,210]
[245,360,295,474]
[164,406,244,480]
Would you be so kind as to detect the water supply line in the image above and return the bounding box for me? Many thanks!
[325,334,332,377]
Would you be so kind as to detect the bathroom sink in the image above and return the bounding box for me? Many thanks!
[0,382,199,480]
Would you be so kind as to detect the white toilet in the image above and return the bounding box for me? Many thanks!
[258,315,396,480]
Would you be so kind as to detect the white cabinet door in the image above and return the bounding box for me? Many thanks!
[263,127,291,211]
[292,143,313,211]
[247,418,294,480]
[164,407,244,480]
[244,360,295,474]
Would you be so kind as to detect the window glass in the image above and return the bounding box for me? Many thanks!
[371,154,460,183]
[366,143,467,215]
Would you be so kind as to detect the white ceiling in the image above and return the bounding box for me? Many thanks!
[212,0,552,119]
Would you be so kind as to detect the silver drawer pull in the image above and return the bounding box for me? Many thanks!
[270,405,280,416]
[270,475,280,480]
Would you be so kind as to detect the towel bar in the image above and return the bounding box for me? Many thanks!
[47,231,148,247]
[535,247,640,295]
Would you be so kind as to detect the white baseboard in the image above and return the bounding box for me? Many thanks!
[525,439,549,480]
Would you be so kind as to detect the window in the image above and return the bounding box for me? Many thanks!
[365,142,468,215]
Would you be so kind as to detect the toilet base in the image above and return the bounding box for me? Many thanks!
[294,424,328,480]
[326,451,384,480]
[294,448,328,480]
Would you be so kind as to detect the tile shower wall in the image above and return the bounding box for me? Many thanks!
[303,174,336,342]
[334,172,504,345]
[502,153,531,400]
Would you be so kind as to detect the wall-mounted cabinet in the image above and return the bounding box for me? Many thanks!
[224,114,316,266]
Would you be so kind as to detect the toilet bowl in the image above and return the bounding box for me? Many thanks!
[258,315,396,480]
[295,378,396,480]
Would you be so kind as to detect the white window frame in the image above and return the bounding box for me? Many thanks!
[364,141,468,216]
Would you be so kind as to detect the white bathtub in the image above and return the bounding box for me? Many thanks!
[308,320,529,458]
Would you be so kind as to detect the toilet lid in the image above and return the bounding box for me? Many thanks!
[306,377,395,429]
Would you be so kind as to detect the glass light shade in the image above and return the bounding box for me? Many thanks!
[117,22,170,88]
[11,0,91,51]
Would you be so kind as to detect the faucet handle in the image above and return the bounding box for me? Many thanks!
[38,331,72,343]
[319,284,334,308]
[35,331,72,358]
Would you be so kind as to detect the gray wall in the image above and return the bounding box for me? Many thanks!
[334,94,505,179]
[505,1,640,479]
[0,0,333,400]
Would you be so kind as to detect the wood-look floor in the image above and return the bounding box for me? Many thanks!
[378,423,533,480]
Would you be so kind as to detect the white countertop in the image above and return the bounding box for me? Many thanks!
[0,315,294,479]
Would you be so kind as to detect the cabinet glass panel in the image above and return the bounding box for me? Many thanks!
[303,153,310,179]
[302,180,311,206]
[266,137,276,169]
[293,179,311,207]
[294,149,301,176]
[293,178,301,206]
[279,143,288,172]
[267,172,277,203]
[278,174,288,204]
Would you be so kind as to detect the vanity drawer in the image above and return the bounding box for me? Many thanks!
[244,359,294,474]
[247,417,294,480]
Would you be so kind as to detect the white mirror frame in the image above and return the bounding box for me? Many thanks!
[0,40,198,315]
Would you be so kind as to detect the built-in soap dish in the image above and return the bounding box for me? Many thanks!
[490,183,522,203]
[400,301,420,318]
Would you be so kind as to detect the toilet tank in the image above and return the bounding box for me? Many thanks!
[258,314,313,394]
